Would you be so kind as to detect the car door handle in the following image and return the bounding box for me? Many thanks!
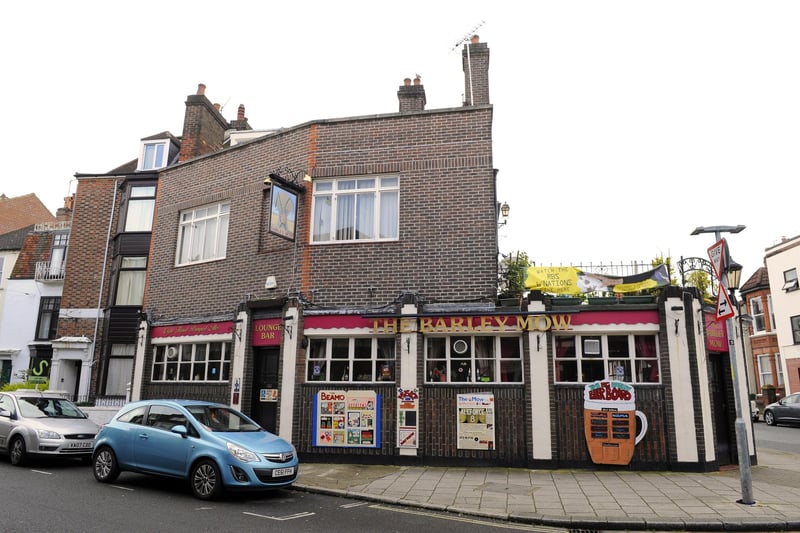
[138,433,150,440]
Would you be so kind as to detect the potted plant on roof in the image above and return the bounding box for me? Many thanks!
[498,251,530,308]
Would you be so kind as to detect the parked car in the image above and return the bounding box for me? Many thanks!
[0,390,99,466]
[763,393,800,426]
[92,399,298,500]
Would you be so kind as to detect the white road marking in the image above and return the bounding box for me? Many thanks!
[243,511,316,521]
[110,485,135,491]
[340,502,369,509]
[30,470,52,475]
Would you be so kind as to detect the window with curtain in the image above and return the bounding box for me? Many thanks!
[36,297,61,340]
[124,185,156,232]
[554,334,659,384]
[151,342,231,382]
[106,344,134,395]
[758,354,773,387]
[176,201,230,265]
[115,256,147,305]
[311,176,399,243]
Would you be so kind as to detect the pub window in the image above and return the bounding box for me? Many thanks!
[425,335,523,384]
[306,337,395,382]
[151,342,231,382]
[554,334,659,384]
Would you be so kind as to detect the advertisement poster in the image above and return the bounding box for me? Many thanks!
[456,393,495,450]
[314,390,380,448]
[397,388,419,449]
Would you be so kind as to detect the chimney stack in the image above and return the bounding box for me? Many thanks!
[229,103,252,131]
[462,35,490,106]
[397,74,426,113]
[179,83,231,162]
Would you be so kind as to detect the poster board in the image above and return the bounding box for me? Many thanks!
[313,390,380,448]
[456,393,495,450]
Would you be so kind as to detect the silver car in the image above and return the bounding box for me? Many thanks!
[0,390,99,465]
[764,392,800,427]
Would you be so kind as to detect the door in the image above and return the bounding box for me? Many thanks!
[251,347,280,433]
[0,360,11,387]
[709,352,733,465]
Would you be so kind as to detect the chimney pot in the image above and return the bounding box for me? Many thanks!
[213,103,221,112]
[238,104,245,121]
[197,83,206,95]
[414,75,421,86]
[404,78,411,86]
[471,35,480,44]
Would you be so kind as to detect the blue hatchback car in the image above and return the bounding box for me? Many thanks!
[92,399,298,499]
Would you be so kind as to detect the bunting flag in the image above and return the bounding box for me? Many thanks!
[524,264,670,295]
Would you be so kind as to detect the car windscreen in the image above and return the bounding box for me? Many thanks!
[186,406,261,432]
[18,397,87,419]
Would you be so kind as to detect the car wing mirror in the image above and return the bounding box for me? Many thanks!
[171,424,189,438]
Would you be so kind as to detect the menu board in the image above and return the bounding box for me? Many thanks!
[314,390,380,448]
[456,393,495,450]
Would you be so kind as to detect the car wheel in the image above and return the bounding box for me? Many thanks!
[9,436,27,466]
[190,459,223,500]
[93,447,120,483]
[764,410,776,426]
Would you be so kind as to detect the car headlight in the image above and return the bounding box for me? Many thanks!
[36,429,62,440]
[226,441,260,463]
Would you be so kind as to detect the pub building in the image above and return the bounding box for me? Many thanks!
[127,35,753,472]
[134,283,754,471]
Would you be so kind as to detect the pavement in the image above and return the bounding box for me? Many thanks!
[293,447,800,532]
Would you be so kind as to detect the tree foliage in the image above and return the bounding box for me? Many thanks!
[498,251,531,299]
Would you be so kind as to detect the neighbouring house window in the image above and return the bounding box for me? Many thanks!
[35,297,61,340]
[176,201,230,265]
[424,335,523,384]
[105,344,134,396]
[306,337,395,382]
[768,295,775,333]
[49,231,69,277]
[554,334,660,384]
[138,140,169,171]
[783,268,798,291]
[758,354,773,387]
[123,185,156,232]
[0,257,4,281]
[777,353,784,386]
[311,176,399,243]
[792,316,800,344]
[114,257,147,305]
[750,297,765,333]
[151,342,231,382]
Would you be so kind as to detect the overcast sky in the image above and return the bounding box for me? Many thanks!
[3,1,798,283]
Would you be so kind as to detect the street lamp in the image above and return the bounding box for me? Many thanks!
[497,201,510,227]
[690,225,754,505]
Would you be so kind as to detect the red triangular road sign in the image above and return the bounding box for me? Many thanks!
[716,289,734,321]
[707,239,725,279]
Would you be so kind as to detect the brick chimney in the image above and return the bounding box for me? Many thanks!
[462,35,490,106]
[397,75,426,112]
[229,103,252,131]
[178,83,232,163]
[56,195,74,223]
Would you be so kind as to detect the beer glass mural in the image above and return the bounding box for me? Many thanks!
[584,380,647,465]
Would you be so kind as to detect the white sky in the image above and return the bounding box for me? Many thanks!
[2,1,798,283]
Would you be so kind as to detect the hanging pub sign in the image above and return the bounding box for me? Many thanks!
[313,390,380,448]
[456,393,495,450]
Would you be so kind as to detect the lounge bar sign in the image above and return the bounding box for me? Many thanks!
[252,318,283,346]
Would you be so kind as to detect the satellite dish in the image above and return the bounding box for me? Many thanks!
[167,346,178,359]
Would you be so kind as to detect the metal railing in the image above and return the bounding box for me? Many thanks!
[35,261,65,281]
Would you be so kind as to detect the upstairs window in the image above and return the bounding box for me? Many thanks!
[49,232,69,278]
[36,297,61,340]
[750,297,765,333]
[124,185,156,232]
[138,140,169,171]
[114,257,147,305]
[176,202,230,265]
[792,316,800,344]
[783,268,798,292]
[311,176,399,243]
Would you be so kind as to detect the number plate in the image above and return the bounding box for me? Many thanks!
[272,467,294,477]
[68,441,93,449]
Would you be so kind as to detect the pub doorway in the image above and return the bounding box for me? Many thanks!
[250,347,280,433]
[709,352,734,466]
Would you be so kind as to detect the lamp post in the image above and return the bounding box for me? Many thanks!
[691,225,754,505]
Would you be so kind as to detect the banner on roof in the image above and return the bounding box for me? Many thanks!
[524,264,670,295]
